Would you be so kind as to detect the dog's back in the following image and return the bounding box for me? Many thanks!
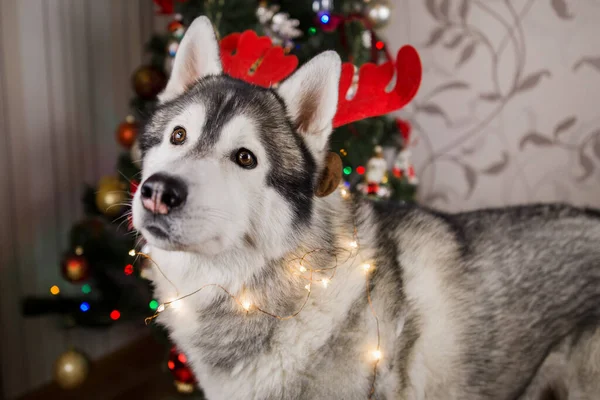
[377,203,600,399]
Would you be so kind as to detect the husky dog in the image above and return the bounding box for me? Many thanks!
[132,17,600,399]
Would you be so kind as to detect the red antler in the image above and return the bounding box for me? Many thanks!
[218,31,421,127]
[333,46,422,128]
[220,31,298,87]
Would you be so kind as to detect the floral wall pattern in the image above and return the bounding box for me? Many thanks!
[384,0,600,211]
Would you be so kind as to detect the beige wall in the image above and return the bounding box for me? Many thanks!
[383,0,600,211]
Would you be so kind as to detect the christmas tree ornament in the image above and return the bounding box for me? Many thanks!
[363,0,392,29]
[54,349,89,389]
[61,253,90,283]
[312,0,334,13]
[95,176,128,217]
[168,346,197,393]
[153,0,174,14]
[116,115,138,149]
[256,3,302,48]
[132,65,167,99]
[393,149,418,184]
[360,146,391,198]
[165,16,186,75]
[167,39,179,58]
[396,118,412,145]
[167,16,186,39]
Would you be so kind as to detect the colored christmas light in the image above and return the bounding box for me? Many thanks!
[50,285,60,295]
[149,300,159,310]
[79,302,90,312]
[124,264,134,276]
[81,284,91,294]
[343,166,352,175]
[110,310,121,321]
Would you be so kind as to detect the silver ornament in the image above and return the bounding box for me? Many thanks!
[363,0,392,29]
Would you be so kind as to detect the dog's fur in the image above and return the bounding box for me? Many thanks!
[132,17,600,399]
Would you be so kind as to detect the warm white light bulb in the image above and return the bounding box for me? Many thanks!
[304,284,311,291]
[299,266,307,273]
[362,263,371,272]
[340,188,349,199]
[322,278,330,288]
[157,304,165,313]
[128,249,136,256]
[242,300,252,311]
[372,350,382,361]
[349,241,358,249]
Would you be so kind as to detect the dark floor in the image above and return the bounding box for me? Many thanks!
[17,335,189,400]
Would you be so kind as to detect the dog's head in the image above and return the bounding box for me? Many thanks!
[132,17,341,257]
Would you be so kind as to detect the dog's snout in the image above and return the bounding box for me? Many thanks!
[140,173,188,215]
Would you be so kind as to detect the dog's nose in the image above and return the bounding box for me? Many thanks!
[140,173,187,215]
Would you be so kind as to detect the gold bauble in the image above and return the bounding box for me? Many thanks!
[96,176,128,217]
[53,349,89,389]
[363,0,392,29]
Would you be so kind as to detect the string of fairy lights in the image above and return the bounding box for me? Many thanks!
[134,185,383,399]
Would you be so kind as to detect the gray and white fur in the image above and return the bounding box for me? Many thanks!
[132,16,600,399]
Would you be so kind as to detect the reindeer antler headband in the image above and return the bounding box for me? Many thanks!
[219,30,422,127]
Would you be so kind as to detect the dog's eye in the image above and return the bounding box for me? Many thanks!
[170,127,186,145]
[235,148,257,169]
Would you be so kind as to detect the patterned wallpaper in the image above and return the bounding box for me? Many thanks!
[384,0,600,212]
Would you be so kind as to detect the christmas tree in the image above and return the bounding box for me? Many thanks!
[21,0,420,395]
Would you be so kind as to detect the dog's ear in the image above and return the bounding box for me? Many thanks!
[158,16,222,103]
[277,51,341,158]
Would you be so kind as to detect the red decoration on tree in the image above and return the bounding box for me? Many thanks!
[316,13,344,32]
[168,346,197,393]
[61,254,90,283]
[220,31,298,87]
[334,46,422,127]
[124,264,134,276]
[116,117,138,149]
[153,0,174,14]
[153,0,187,15]
[395,118,412,144]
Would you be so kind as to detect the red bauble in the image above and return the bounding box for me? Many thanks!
[153,0,174,14]
[132,65,167,99]
[116,117,139,149]
[61,254,90,283]
[168,346,197,393]
[395,118,412,144]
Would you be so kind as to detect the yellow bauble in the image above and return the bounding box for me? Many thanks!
[96,176,128,217]
[53,349,89,389]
